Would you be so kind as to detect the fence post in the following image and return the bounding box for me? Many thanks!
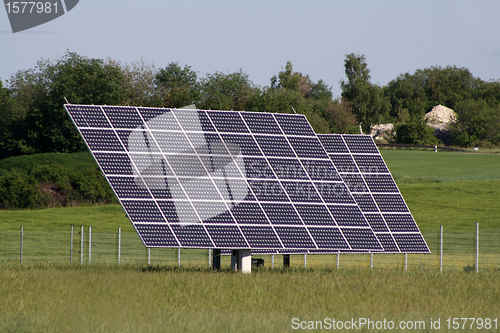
[118,227,121,265]
[404,253,407,271]
[370,253,373,270]
[80,226,84,265]
[476,222,479,274]
[440,225,443,272]
[148,248,151,265]
[20,225,23,264]
[178,248,181,267]
[208,249,211,268]
[304,254,307,268]
[70,225,73,264]
[272,254,274,268]
[337,252,340,269]
[88,226,92,264]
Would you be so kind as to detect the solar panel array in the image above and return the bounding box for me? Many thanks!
[239,135,430,254]
[319,134,429,253]
[65,105,384,251]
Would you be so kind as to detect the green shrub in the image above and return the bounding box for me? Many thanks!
[0,152,116,209]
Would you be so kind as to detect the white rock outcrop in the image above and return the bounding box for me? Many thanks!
[423,105,457,131]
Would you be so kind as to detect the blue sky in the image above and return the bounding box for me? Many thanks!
[1,0,499,98]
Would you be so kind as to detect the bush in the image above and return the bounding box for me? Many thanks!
[392,110,440,145]
[0,152,116,209]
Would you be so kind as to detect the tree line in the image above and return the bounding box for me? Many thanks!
[1,51,500,160]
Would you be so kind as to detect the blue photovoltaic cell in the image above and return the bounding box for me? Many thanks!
[136,224,179,247]
[364,175,399,193]
[352,194,378,212]
[343,135,379,154]
[170,224,213,248]
[254,135,295,157]
[94,153,133,175]
[364,214,389,233]
[104,106,143,129]
[65,104,391,252]
[281,181,322,202]
[121,200,165,223]
[274,226,316,248]
[287,137,328,158]
[274,113,315,136]
[392,233,429,252]
[301,159,341,181]
[107,176,151,199]
[239,226,282,248]
[208,111,249,133]
[329,155,358,173]
[317,134,349,153]
[342,228,381,250]
[294,204,336,226]
[220,134,262,156]
[241,112,282,135]
[267,158,308,180]
[81,129,124,151]
[205,225,248,248]
[375,233,399,252]
[243,157,275,179]
[66,105,110,128]
[261,203,303,225]
[308,227,349,249]
[231,202,269,225]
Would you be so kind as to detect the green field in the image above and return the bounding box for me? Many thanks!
[0,264,499,332]
[1,150,499,332]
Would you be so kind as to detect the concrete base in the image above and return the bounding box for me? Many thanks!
[231,250,252,273]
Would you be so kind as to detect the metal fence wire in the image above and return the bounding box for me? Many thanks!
[1,224,499,272]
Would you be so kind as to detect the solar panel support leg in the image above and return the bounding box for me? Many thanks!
[283,254,290,268]
[231,250,252,273]
[212,249,221,271]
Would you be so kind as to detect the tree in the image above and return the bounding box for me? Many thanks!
[121,59,162,107]
[323,100,357,134]
[340,53,386,132]
[383,66,480,118]
[448,99,500,147]
[198,70,257,110]
[156,62,200,108]
[392,109,439,145]
[3,52,125,157]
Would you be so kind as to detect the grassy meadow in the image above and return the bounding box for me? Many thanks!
[1,264,499,333]
[1,149,500,332]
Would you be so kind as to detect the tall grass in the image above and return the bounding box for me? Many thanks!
[0,264,499,333]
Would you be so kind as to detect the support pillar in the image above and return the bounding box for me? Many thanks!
[283,254,290,268]
[212,249,221,271]
[231,250,252,273]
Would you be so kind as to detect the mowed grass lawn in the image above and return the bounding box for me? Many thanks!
[1,150,500,332]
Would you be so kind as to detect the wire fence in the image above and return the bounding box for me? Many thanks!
[1,224,499,272]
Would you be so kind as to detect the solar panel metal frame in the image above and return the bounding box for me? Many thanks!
[65,104,383,252]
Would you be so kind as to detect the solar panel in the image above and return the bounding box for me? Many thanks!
[318,134,429,253]
[65,105,383,251]
[226,134,430,255]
